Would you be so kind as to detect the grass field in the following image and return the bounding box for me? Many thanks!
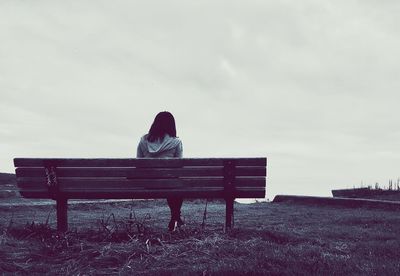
[1,198,400,275]
[0,173,16,186]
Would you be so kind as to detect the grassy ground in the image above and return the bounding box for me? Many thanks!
[1,199,400,275]
[0,173,16,186]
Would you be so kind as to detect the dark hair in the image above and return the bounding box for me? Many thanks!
[147,111,177,142]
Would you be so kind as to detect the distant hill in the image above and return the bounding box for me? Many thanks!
[0,172,16,185]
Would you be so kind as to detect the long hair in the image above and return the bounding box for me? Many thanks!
[147,111,177,142]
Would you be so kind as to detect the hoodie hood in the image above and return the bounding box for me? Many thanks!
[140,134,181,157]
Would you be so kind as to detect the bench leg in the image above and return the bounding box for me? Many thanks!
[225,198,234,231]
[56,198,68,232]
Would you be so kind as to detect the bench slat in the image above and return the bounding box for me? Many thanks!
[14,158,267,168]
[19,191,50,198]
[19,188,265,199]
[16,167,266,178]
[16,177,266,189]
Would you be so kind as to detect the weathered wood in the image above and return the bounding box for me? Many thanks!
[17,188,265,199]
[57,198,68,232]
[16,177,265,189]
[225,198,234,230]
[62,179,219,189]
[62,190,227,199]
[16,179,48,189]
[16,166,266,178]
[14,158,267,168]
[17,178,221,188]
[235,189,265,198]
[223,160,236,230]
[19,191,50,198]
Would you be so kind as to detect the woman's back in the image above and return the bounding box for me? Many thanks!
[137,134,183,158]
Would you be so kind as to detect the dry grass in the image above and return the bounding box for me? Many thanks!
[1,199,400,275]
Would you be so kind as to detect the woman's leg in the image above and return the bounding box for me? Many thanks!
[167,198,184,230]
[167,198,183,220]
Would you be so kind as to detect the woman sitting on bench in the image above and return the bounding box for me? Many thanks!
[136,111,184,231]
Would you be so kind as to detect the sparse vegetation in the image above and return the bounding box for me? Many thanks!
[334,178,400,201]
[0,173,16,186]
[1,199,400,275]
[359,178,400,191]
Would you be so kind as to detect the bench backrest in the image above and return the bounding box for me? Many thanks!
[14,158,267,200]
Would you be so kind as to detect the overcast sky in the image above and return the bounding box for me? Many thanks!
[1,0,399,199]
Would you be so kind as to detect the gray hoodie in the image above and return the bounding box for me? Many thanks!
[136,134,183,158]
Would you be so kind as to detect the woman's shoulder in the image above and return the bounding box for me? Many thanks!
[174,136,182,142]
[140,134,149,141]
[171,136,182,145]
[164,134,182,142]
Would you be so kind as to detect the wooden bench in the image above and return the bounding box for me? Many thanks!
[14,158,267,231]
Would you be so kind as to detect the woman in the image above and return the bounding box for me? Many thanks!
[137,111,184,231]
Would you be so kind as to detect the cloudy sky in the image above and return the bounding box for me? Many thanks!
[1,0,399,198]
